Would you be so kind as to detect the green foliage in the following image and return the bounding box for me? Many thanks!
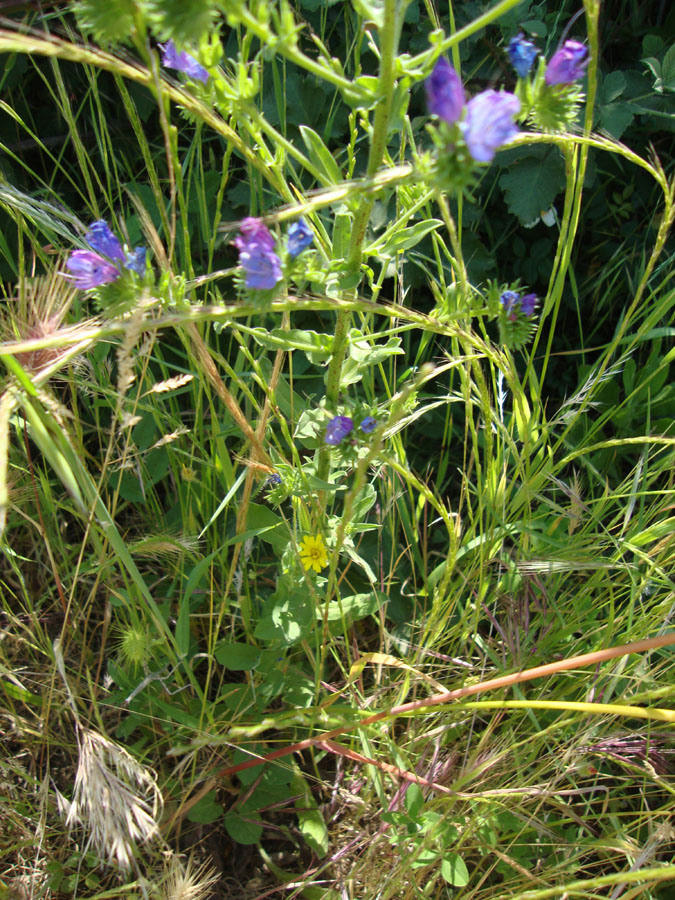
[499,147,567,225]
[143,0,220,44]
[73,0,138,42]
[0,0,674,898]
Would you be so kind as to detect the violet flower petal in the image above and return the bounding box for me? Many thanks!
[66,250,120,290]
[462,90,520,162]
[426,58,465,125]
[325,416,354,446]
[85,221,125,262]
[545,40,589,85]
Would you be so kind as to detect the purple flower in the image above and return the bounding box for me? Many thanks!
[234,218,282,290]
[508,34,539,78]
[125,247,147,275]
[500,290,537,320]
[241,253,283,290]
[500,290,520,319]
[461,90,520,162]
[160,40,209,84]
[65,250,120,290]
[520,293,537,316]
[426,58,465,125]
[545,40,588,85]
[325,416,354,446]
[85,220,125,262]
[360,416,376,433]
[287,218,314,258]
[66,221,147,290]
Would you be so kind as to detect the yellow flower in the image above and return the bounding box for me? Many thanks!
[299,534,328,573]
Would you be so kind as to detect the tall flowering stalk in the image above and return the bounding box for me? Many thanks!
[317,0,400,487]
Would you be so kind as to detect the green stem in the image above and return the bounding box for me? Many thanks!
[435,192,469,302]
[317,0,400,483]
[526,2,601,391]
[235,6,359,100]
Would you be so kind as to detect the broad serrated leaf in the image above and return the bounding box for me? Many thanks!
[499,153,566,225]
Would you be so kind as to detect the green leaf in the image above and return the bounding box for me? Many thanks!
[602,70,626,103]
[223,811,263,845]
[642,34,664,57]
[254,577,314,646]
[187,791,223,824]
[602,70,626,102]
[250,328,334,362]
[412,849,439,867]
[352,482,377,520]
[341,333,404,385]
[599,103,634,139]
[642,56,662,88]
[300,126,343,185]
[143,0,219,45]
[441,853,470,886]
[244,504,287,553]
[292,771,328,857]
[370,219,443,258]
[521,18,546,36]
[405,783,424,818]
[214,641,262,671]
[499,152,566,225]
[318,591,383,622]
[662,45,675,90]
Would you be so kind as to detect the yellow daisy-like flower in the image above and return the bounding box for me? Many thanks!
[299,534,328,573]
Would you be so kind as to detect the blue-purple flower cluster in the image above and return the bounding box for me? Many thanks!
[234,219,283,290]
[325,415,377,446]
[426,59,520,162]
[66,221,146,290]
[234,217,314,290]
[507,34,589,85]
[500,289,537,320]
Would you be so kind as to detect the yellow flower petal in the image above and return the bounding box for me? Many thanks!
[299,535,328,572]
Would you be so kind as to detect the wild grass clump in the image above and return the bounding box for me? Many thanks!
[0,0,674,897]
